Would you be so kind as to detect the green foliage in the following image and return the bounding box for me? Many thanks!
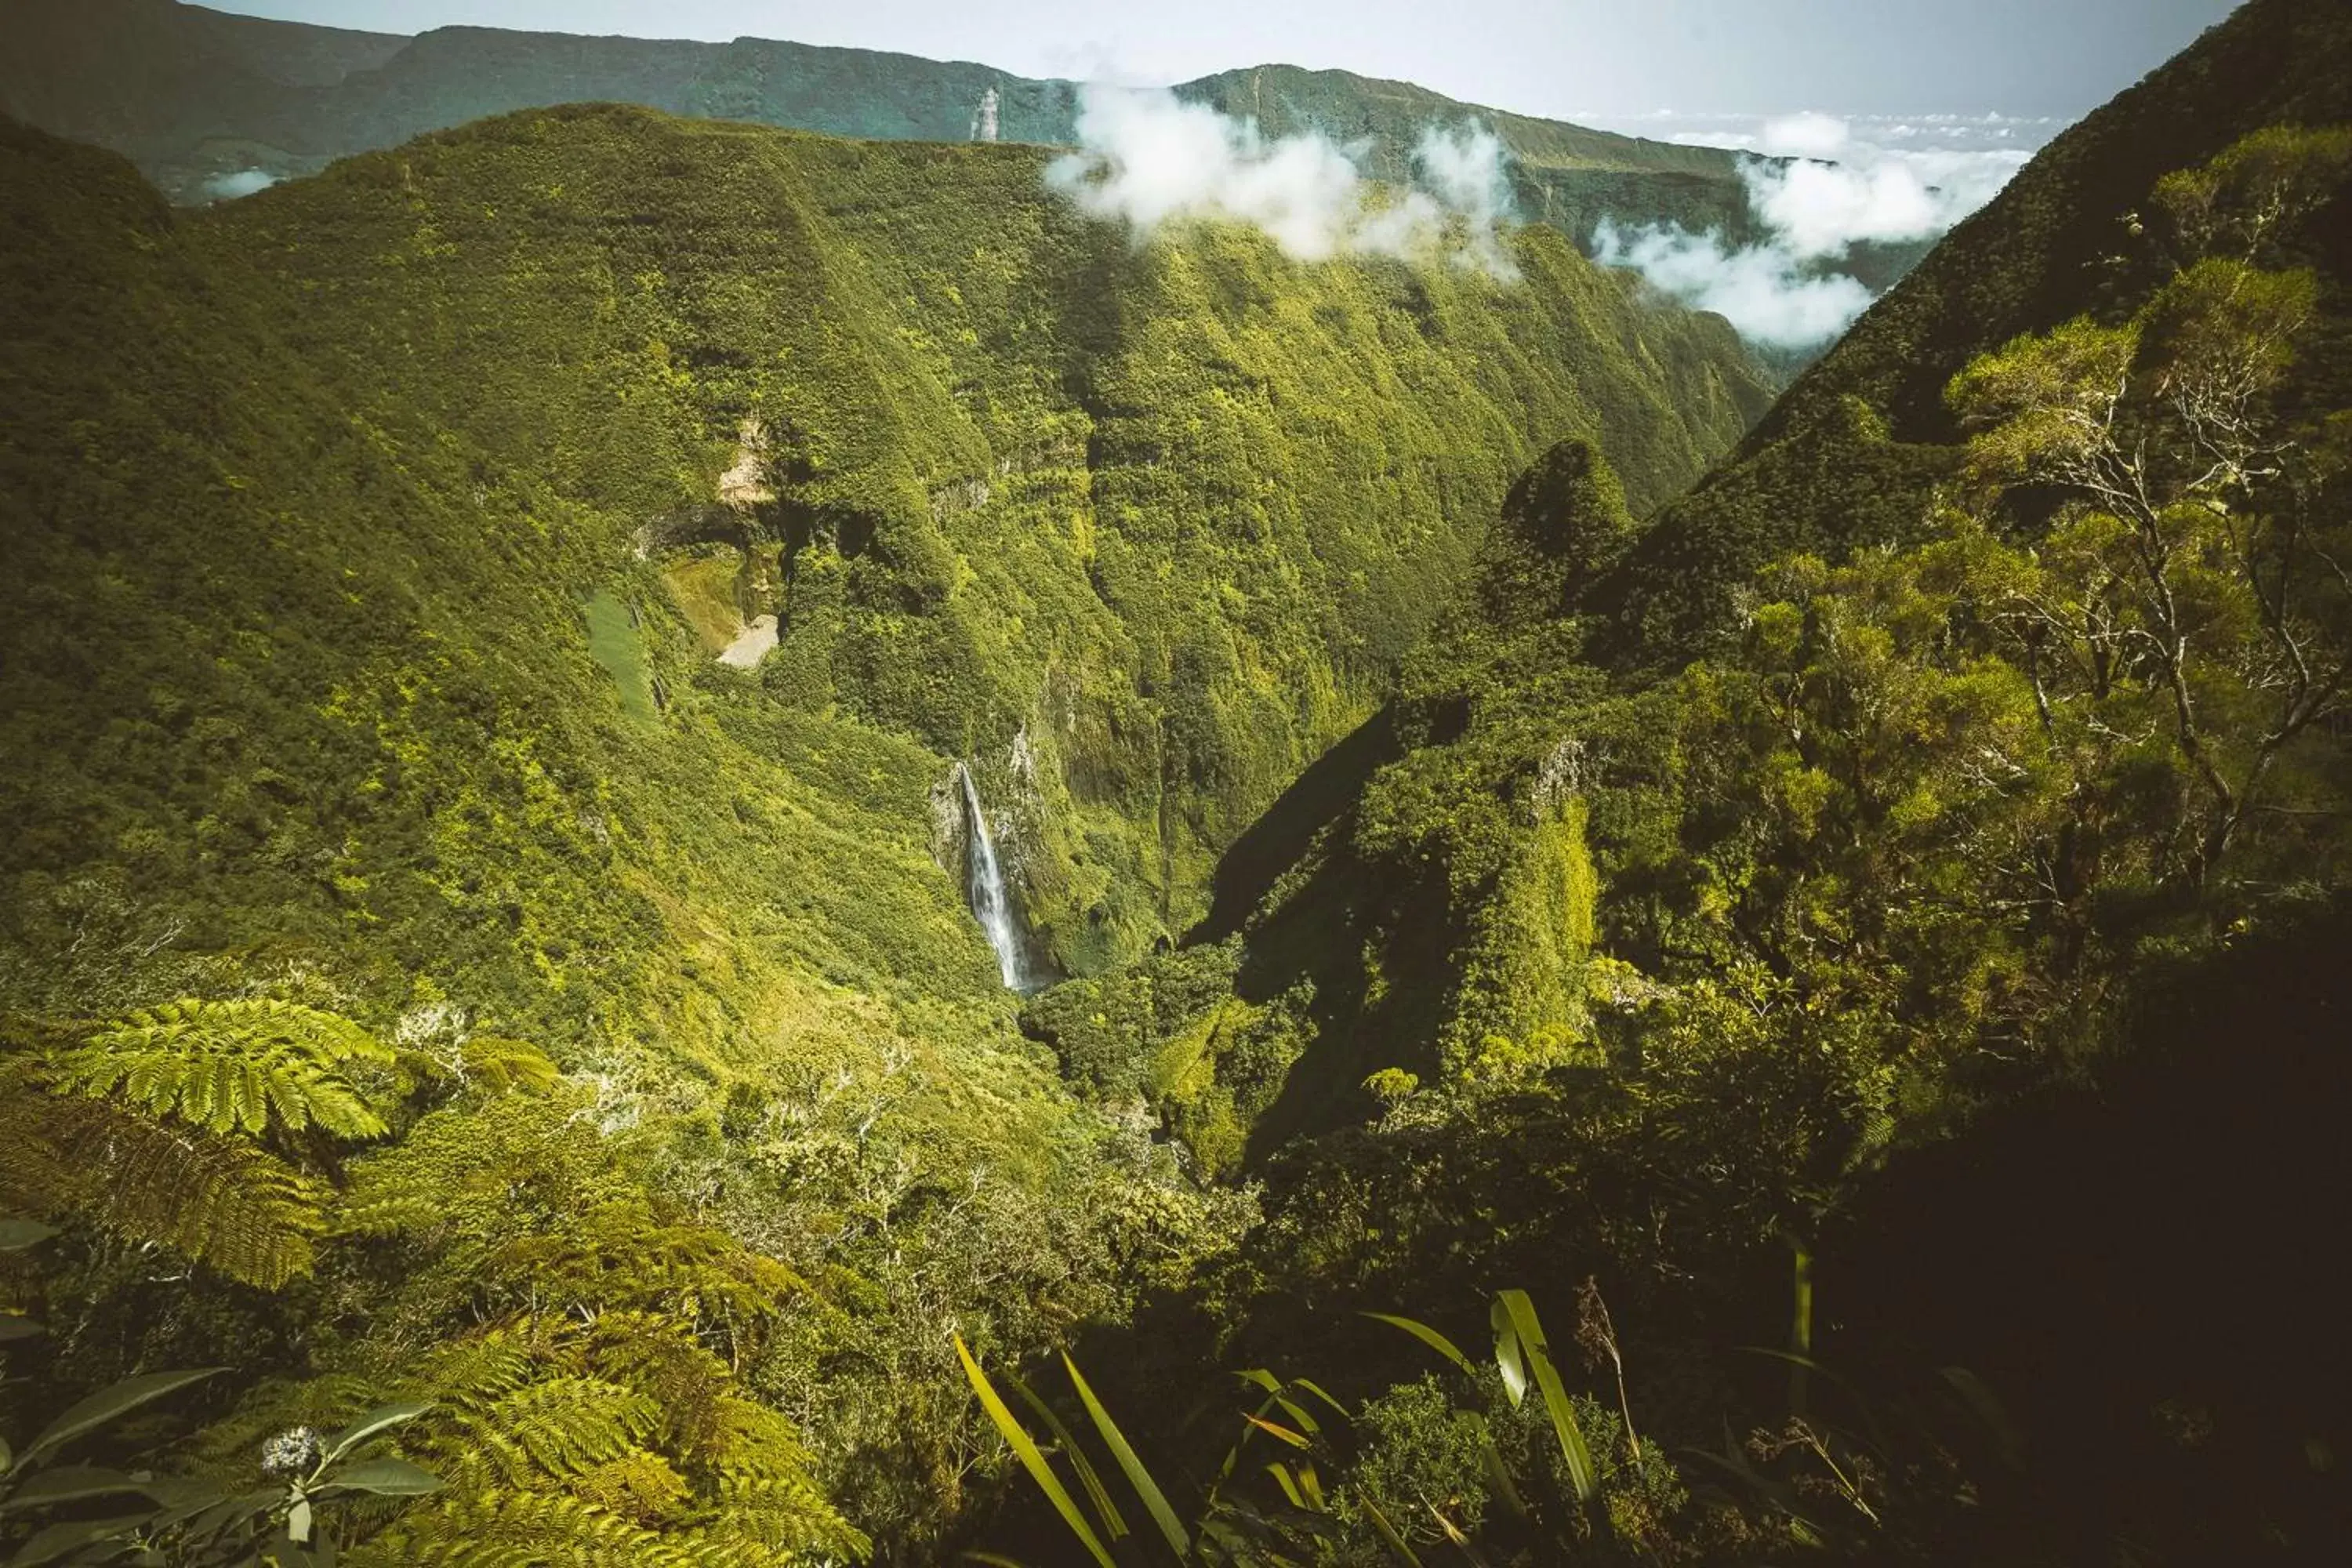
[2,1009,339,1290]
[51,998,394,1139]
[0,1231,444,1568]
[960,1287,1689,1566]
[2,993,874,1564]
[8,12,2349,1562]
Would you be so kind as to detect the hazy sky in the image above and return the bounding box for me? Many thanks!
[212,0,2240,119]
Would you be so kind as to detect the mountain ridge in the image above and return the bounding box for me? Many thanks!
[1,0,1772,252]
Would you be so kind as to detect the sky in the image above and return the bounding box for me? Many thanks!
[210,0,2241,121]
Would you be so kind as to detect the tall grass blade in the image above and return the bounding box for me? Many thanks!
[1472,1415,1530,1520]
[1425,1503,1494,1564]
[1287,1379,1352,1425]
[1242,1414,1312,1450]
[1937,1366,2027,1471]
[1360,1497,1426,1567]
[1363,1312,1476,1374]
[954,1334,1115,1568]
[1492,1290,1600,1510]
[1006,1367,1128,1541]
[1064,1353,1189,1558]
[1234,1370,1323,1435]
[1788,1236,1814,1419]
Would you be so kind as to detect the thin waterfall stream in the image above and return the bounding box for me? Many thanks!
[956,764,1035,992]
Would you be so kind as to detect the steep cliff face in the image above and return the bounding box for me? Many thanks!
[151,103,1766,979]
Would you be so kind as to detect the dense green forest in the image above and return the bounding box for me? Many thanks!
[5,0,2352,1563]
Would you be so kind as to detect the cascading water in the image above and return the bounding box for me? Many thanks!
[956,764,1034,991]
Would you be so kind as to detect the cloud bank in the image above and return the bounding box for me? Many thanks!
[202,168,279,201]
[1592,220,1875,350]
[1046,86,1520,278]
[1593,111,2033,348]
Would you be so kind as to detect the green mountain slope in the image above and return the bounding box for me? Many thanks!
[2,0,1771,250]
[0,112,1131,1553]
[978,11,2352,1557]
[168,102,1765,978]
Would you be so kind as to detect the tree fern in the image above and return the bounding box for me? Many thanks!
[394,1033,561,1099]
[696,1396,869,1559]
[412,1323,554,1419]
[50,998,394,1140]
[366,1312,862,1562]
[498,1203,806,1317]
[0,1087,324,1287]
[348,1487,720,1568]
[467,1377,663,1485]
[572,1450,692,1523]
[579,1310,734,1459]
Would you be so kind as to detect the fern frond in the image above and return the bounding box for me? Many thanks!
[53,998,393,1139]
[459,1036,562,1096]
[347,1487,716,1568]
[697,1470,872,1561]
[684,1396,869,1556]
[328,1090,632,1254]
[572,1450,693,1523]
[495,1203,804,1316]
[0,1090,323,1287]
[394,1034,561,1099]
[415,1323,564,1414]
[469,1377,662,1484]
[579,1310,732,1458]
[702,1395,822,1485]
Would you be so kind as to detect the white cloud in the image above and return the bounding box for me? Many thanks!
[1757,111,1851,160]
[203,168,278,201]
[1742,118,2031,260]
[1591,111,2034,348]
[1045,86,1520,278]
[1592,220,1875,350]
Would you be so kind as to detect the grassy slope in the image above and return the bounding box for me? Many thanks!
[1602,0,2352,664]
[172,103,1766,977]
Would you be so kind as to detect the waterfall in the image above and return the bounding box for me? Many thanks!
[956,764,1033,991]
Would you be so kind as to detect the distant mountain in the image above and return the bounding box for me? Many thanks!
[0,0,1773,249]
